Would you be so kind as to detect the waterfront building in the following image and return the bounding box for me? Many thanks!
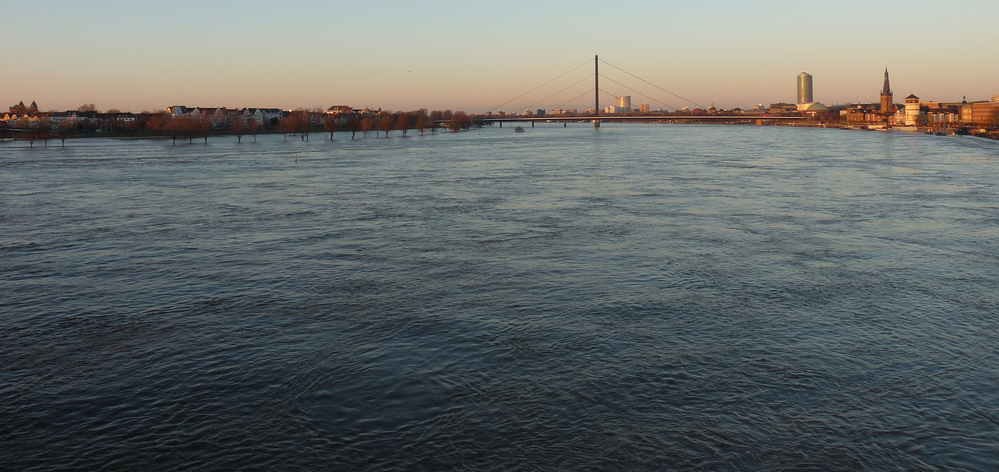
[326,105,353,114]
[925,104,959,126]
[615,96,632,112]
[893,106,907,126]
[768,103,798,114]
[639,103,650,113]
[961,97,973,123]
[844,101,901,126]
[797,72,813,104]
[240,107,283,128]
[6,100,41,120]
[904,94,922,126]
[165,105,192,116]
[192,107,232,129]
[963,99,998,126]
[796,102,829,117]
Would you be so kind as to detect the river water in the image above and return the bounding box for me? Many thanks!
[2,124,998,470]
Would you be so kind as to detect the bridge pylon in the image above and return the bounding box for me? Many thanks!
[594,55,600,128]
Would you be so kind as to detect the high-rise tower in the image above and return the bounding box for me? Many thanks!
[797,72,813,104]
[615,96,632,112]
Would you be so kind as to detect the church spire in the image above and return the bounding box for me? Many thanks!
[879,66,895,123]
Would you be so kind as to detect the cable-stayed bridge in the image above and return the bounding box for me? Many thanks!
[486,56,803,127]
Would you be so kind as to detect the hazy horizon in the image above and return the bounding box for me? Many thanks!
[5,0,998,114]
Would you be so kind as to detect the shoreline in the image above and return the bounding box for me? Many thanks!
[2,122,997,145]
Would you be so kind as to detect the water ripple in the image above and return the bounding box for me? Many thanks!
[2,127,998,470]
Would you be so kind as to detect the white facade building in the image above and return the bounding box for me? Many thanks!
[904,94,921,126]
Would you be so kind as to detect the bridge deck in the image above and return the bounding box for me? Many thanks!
[482,115,803,123]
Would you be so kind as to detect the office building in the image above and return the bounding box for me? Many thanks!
[615,96,632,112]
[797,72,813,104]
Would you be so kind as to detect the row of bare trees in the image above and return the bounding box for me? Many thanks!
[301,109,474,140]
[6,120,82,147]
[345,111,434,139]
[134,108,476,143]
[115,114,264,144]
[5,107,483,146]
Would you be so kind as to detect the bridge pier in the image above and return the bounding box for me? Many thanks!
[499,121,502,128]
[531,121,534,128]
[564,120,567,127]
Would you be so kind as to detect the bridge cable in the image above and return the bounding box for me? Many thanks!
[554,89,598,111]
[599,74,679,111]
[600,59,706,109]
[519,75,594,113]
[488,59,593,113]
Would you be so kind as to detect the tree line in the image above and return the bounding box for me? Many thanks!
[3,110,480,147]
[281,109,475,141]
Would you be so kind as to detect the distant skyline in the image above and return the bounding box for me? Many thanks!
[5,0,999,113]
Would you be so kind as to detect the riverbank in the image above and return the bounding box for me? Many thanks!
[4,122,997,146]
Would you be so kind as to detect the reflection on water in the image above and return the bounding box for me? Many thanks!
[2,125,998,470]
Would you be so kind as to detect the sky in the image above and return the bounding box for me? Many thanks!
[4,0,998,113]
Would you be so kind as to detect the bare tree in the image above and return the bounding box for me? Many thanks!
[415,113,428,135]
[323,113,339,140]
[448,111,472,132]
[78,103,97,112]
[277,117,294,141]
[279,112,298,141]
[55,121,75,146]
[147,114,168,138]
[165,116,188,145]
[396,113,411,137]
[197,117,211,143]
[22,129,39,147]
[249,120,262,142]
[345,114,360,139]
[123,118,142,139]
[233,118,246,143]
[379,113,394,138]
[360,116,374,137]
[296,110,311,140]
[37,122,52,147]
[429,110,443,134]
[185,117,205,143]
